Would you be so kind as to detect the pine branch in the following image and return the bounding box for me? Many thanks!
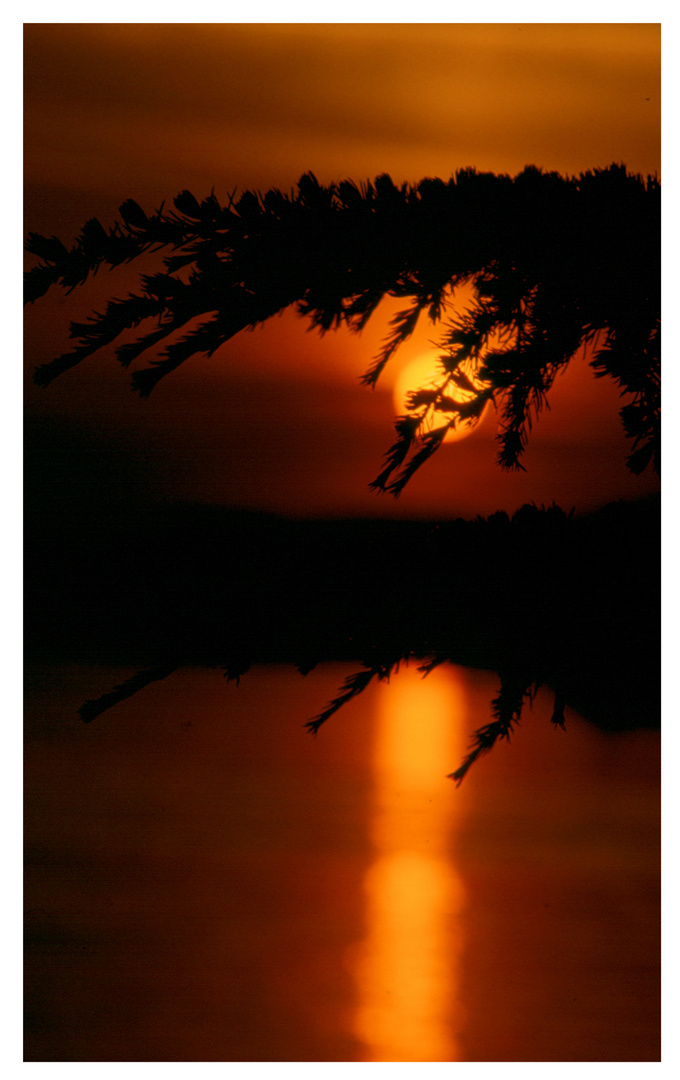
[26,166,660,483]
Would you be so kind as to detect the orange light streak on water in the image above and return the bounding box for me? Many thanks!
[349,662,467,1061]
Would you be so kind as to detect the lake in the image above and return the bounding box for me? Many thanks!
[24,661,660,1061]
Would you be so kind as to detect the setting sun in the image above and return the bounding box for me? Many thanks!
[393,352,493,443]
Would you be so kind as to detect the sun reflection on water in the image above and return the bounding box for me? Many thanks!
[349,662,468,1062]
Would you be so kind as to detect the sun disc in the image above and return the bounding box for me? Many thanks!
[393,354,491,444]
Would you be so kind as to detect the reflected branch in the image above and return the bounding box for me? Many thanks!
[29,497,658,783]
[79,662,179,723]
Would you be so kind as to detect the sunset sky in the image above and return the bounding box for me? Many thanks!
[24,22,661,517]
[21,22,665,1065]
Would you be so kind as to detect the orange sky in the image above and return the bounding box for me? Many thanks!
[24,23,661,518]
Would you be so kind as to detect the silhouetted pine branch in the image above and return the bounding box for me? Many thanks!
[26,164,660,486]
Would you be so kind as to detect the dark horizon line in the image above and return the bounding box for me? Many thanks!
[23,488,660,526]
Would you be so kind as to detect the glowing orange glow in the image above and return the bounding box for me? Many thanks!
[393,352,493,444]
[349,663,467,1061]
[23,24,661,516]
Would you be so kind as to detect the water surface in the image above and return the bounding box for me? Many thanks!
[24,662,660,1061]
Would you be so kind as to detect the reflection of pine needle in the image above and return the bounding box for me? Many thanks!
[449,675,529,785]
[79,663,178,723]
[449,680,568,784]
[306,668,377,734]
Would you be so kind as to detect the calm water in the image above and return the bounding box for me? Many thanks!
[24,662,660,1062]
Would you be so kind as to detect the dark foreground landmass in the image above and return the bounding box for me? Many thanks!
[24,493,660,738]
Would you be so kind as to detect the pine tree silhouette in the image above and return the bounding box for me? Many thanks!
[26,164,660,490]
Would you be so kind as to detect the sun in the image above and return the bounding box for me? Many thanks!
[393,353,492,444]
